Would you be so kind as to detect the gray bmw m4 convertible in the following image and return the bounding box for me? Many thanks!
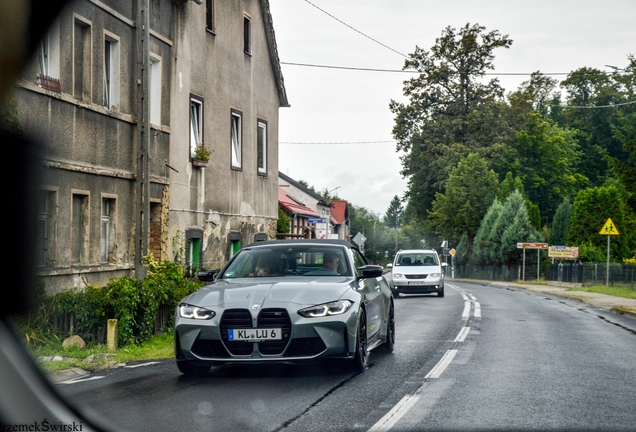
[174,239,395,375]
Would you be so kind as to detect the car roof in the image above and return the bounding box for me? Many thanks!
[396,249,438,254]
[245,239,355,249]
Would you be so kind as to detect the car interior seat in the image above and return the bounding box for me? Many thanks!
[401,257,412,265]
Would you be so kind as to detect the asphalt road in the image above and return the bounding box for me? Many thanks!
[56,281,636,431]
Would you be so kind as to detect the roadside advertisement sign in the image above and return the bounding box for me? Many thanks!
[516,242,548,249]
[548,246,579,260]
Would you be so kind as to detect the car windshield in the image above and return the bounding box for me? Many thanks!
[395,253,439,266]
[220,245,351,278]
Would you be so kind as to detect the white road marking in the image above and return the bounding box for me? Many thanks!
[454,326,470,342]
[60,376,105,385]
[125,361,160,368]
[462,301,471,319]
[425,349,458,379]
[474,302,481,319]
[461,293,469,301]
[367,394,421,432]
[468,294,476,301]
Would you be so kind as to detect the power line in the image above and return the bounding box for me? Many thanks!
[302,0,408,59]
[551,100,636,109]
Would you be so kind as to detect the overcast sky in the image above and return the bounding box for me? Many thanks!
[268,0,636,215]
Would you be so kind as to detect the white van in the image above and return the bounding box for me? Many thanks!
[387,249,446,297]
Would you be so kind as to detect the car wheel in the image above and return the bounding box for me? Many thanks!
[352,309,368,372]
[177,360,210,376]
[438,286,445,297]
[381,301,395,353]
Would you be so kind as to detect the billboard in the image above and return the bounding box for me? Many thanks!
[548,246,579,260]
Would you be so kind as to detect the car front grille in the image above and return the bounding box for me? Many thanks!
[405,274,428,279]
[257,308,291,355]
[220,309,254,355]
[284,337,327,357]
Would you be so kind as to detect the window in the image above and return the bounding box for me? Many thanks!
[257,120,267,175]
[101,197,116,263]
[149,55,162,125]
[206,0,215,32]
[103,34,120,110]
[243,14,251,54]
[37,190,57,266]
[73,16,92,102]
[231,110,242,169]
[71,193,89,265]
[190,97,203,159]
[37,24,60,91]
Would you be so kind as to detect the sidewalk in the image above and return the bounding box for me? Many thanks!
[453,278,636,319]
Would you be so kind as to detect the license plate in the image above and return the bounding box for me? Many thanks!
[407,281,426,285]
[228,328,282,341]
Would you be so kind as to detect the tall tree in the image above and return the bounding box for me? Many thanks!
[384,196,404,252]
[500,206,543,265]
[486,190,526,265]
[472,198,503,265]
[390,23,512,217]
[427,153,499,258]
[608,112,636,209]
[551,199,573,246]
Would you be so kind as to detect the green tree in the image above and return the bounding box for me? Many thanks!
[567,184,633,261]
[276,207,290,234]
[384,196,404,252]
[608,112,636,209]
[498,172,525,202]
[551,199,573,246]
[390,23,512,218]
[525,200,541,232]
[472,198,503,265]
[486,190,526,265]
[427,154,499,258]
[499,205,543,265]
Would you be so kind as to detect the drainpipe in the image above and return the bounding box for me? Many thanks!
[135,0,150,279]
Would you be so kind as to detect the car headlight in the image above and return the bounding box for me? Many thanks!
[298,300,353,318]
[392,273,405,280]
[428,273,441,279]
[179,304,215,320]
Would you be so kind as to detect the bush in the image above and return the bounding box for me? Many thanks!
[15,256,203,349]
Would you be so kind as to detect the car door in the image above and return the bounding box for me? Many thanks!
[351,249,383,343]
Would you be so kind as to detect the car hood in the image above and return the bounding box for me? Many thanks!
[183,276,356,309]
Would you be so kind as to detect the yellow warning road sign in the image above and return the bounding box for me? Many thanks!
[599,218,619,236]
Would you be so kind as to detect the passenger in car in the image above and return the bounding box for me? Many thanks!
[322,252,341,273]
[254,255,280,276]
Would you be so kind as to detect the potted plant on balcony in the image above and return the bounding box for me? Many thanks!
[192,142,211,167]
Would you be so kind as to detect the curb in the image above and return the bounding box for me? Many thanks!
[48,367,90,384]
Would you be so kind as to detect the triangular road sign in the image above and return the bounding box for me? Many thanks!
[599,218,620,236]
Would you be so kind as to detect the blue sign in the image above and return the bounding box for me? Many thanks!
[308,218,323,224]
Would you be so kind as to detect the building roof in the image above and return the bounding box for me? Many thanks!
[278,188,320,218]
[278,171,329,205]
[330,200,348,225]
[259,0,289,108]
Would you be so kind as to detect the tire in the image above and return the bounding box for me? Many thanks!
[437,286,445,297]
[177,360,210,376]
[352,309,368,373]
[381,301,395,353]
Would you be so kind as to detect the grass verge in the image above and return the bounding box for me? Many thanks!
[567,285,636,299]
[31,333,175,374]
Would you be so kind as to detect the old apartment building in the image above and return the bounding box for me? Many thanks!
[15,0,287,292]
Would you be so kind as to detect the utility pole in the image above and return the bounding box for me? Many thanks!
[135,0,150,279]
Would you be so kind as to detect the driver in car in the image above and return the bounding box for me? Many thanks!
[322,252,341,274]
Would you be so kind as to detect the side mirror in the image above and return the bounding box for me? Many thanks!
[197,269,218,282]
[358,265,384,279]
[386,263,393,269]
[441,263,448,267]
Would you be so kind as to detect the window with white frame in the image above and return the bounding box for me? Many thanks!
[190,97,203,159]
[101,197,116,263]
[243,14,251,54]
[103,35,120,110]
[231,110,242,169]
[38,24,60,80]
[257,120,267,174]
[149,55,162,125]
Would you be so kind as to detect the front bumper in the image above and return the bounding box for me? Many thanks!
[391,278,443,294]
[175,306,359,364]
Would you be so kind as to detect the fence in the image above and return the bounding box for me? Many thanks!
[453,262,636,289]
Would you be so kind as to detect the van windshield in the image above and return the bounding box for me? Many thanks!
[395,253,439,266]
